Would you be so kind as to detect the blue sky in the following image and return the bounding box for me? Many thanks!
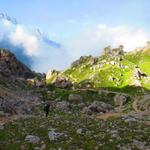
[0,0,150,72]
[1,0,149,29]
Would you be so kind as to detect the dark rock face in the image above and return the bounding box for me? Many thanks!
[0,88,41,115]
[0,49,42,116]
[0,49,35,79]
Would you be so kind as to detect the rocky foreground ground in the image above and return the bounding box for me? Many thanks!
[0,85,150,150]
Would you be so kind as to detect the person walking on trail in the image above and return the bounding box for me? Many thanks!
[44,102,50,117]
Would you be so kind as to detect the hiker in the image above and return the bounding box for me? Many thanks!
[44,102,50,117]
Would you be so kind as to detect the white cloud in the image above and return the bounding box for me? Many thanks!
[64,24,149,59]
[2,19,12,28]
[9,25,39,56]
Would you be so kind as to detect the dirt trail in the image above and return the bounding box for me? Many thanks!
[96,112,124,120]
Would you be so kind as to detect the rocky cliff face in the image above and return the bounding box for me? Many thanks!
[0,49,42,118]
[0,48,35,79]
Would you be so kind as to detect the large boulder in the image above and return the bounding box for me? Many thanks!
[134,67,147,80]
[46,69,59,80]
[82,101,113,115]
[25,135,40,143]
[88,101,113,113]
[48,130,64,141]
[53,76,72,88]
[68,94,83,103]
[114,94,127,106]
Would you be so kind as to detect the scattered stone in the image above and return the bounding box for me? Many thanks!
[0,125,4,130]
[55,101,70,112]
[68,94,83,103]
[88,101,113,113]
[114,94,127,106]
[110,130,119,139]
[82,101,113,115]
[132,139,148,150]
[0,111,5,117]
[122,115,137,123]
[76,128,83,135]
[41,144,46,150]
[78,103,86,110]
[82,107,92,115]
[48,130,64,141]
[25,135,40,144]
[34,147,40,150]
[98,89,109,95]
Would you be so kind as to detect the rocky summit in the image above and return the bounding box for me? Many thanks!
[0,44,150,150]
[0,49,35,79]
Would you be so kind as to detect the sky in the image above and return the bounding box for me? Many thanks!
[0,0,150,72]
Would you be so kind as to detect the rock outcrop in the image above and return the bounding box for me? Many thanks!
[114,94,127,106]
[0,49,35,79]
[0,49,42,117]
[104,45,124,57]
[82,101,113,115]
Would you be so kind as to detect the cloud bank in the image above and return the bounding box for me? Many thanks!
[65,24,149,59]
[0,14,149,72]
[0,15,70,72]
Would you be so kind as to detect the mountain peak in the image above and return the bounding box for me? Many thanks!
[0,48,35,79]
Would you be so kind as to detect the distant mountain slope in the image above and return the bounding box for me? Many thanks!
[46,42,150,90]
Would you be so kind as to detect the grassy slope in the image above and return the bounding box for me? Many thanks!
[59,48,149,90]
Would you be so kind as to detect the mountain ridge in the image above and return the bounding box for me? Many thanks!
[46,42,150,92]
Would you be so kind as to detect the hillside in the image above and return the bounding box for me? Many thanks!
[0,47,150,150]
[46,43,150,93]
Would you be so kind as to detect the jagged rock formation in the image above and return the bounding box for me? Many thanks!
[104,45,124,57]
[71,55,98,68]
[46,69,72,88]
[0,49,35,79]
